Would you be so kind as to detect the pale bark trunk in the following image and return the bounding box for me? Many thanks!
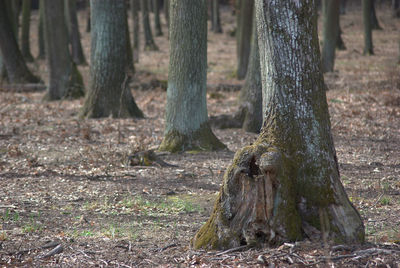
[321,0,340,73]
[159,0,225,153]
[193,0,364,250]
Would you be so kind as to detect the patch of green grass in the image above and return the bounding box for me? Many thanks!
[329,98,343,103]
[380,196,391,206]
[80,230,94,237]
[1,209,20,222]
[22,212,43,233]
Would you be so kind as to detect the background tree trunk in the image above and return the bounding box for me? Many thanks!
[211,0,223,33]
[363,0,374,55]
[86,3,91,32]
[236,0,253,80]
[336,23,346,50]
[321,0,340,73]
[20,0,34,62]
[80,0,143,119]
[42,0,84,100]
[193,0,364,250]
[393,0,400,17]
[140,0,158,51]
[65,0,87,65]
[0,0,39,84]
[164,0,169,32]
[370,0,382,30]
[159,0,225,153]
[131,0,140,62]
[37,0,45,59]
[340,0,347,14]
[0,56,8,83]
[153,0,163,36]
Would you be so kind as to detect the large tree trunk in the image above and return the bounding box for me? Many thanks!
[65,0,87,65]
[0,0,39,84]
[321,0,340,73]
[43,0,84,100]
[363,0,374,55]
[20,0,34,62]
[159,0,225,153]
[37,0,45,59]
[153,0,163,36]
[80,0,143,119]
[140,0,158,51]
[211,0,223,33]
[131,0,140,62]
[236,0,253,80]
[192,0,364,250]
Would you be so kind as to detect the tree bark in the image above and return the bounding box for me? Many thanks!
[236,0,253,80]
[42,0,84,100]
[211,0,223,33]
[131,0,140,62]
[80,0,143,119]
[153,0,163,36]
[363,0,374,55]
[393,0,400,17]
[336,24,346,50]
[37,0,45,59]
[159,0,225,153]
[370,0,382,30]
[0,0,39,84]
[192,0,364,250]
[339,0,347,15]
[321,0,340,73]
[20,0,34,62]
[65,0,87,65]
[164,0,169,31]
[140,0,158,51]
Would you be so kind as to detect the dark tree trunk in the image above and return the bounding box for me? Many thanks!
[336,23,346,50]
[125,8,134,73]
[153,0,163,36]
[131,0,140,62]
[164,0,169,31]
[86,2,91,32]
[42,0,84,100]
[340,0,347,14]
[363,0,374,55]
[65,0,87,65]
[211,0,223,33]
[37,0,45,59]
[9,0,21,41]
[20,0,34,62]
[0,0,39,84]
[80,0,143,119]
[0,56,8,83]
[370,0,382,30]
[140,0,158,51]
[193,0,364,250]
[236,0,253,80]
[393,0,400,17]
[321,0,340,73]
[159,0,225,153]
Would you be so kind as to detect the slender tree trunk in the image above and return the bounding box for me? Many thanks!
[37,0,45,59]
[393,0,400,17]
[340,0,347,14]
[86,2,91,33]
[0,0,39,84]
[336,23,346,50]
[159,0,225,153]
[20,0,34,62]
[0,56,8,83]
[370,0,382,30]
[193,0,364,250]
[153,0,163,36]
[236,0,253,80]
[211,0,223,33]
[321,0,340,73]
[42,0,84,100]
[65,0,87,65]
[9,0,21,41]
[131,0,140,62]
[164,0,169,30]
[125,8,134,73]
[140,0,158,51]
[80,0,143,119]
[363,0,374,55]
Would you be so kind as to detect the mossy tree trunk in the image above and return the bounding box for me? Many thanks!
[20,0,34,62]
[321,0,340,73]
[131,0,140,62]
[0,0,39,84]
[80,0,143,119]
[140,0,158,51]
[42,0,84,100]
[153,0,163,36]
[362,0,374,55]
[37,0,45,59]
[159,0,225,153]
[211,0,223,33]
[192,0,365,250]
[236,0,253,80]
[65,0,87,65]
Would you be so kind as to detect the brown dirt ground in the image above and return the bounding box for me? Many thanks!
[1,4,400,267]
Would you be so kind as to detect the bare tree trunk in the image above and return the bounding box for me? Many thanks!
[20,0,34,62]
[370,0,382,30]
[211,0,223,33]
[236,0,253,80]
[65,0,87,65]
[140,0,158,51]
[37,0,45,59]
[321,0,340,73]
[131,0,140,62]
[153,0,163,36]
[363,0,374,55]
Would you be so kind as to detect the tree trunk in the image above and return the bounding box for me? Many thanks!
[340,0,347,15]
[125,8,135,73]
[370,0,382,30]
[0,0,39,84]
[42,0,84,100]
[37,0,45,59]
[164,0,169,31]
[0,56,8,83]
[80,0,143,119]
[9,0,21,41]
[153,0,163,36]
[140,0,158,51]
[131,0,140,62]
[20,0,34,62]
[363,0,374,55]
[238,13,261,133]
[211,0,223,33]
[65,0,87,65]
[159,0,225,153]
[236,0,253,80]
[321,0,340,73]
[393,0,400,17]
[86,3,91,32]
[192,0,364,250]
[336,24,346,50]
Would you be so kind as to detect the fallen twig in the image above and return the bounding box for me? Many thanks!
[215,245,248,256]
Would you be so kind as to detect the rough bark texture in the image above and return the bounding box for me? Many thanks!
[42,0,84,100]
[37,0,45,59]
[153,0,163,36]
[0,0,39,84]
[211,0,223,33]
[131,0,140,62]
[65,0,87,65]
[192,0,364,250]
[140,0,158,51]
[236,0,253,80]
[321,0,340,73]
[363,0,374,55]
[80,0,143,119]
[21,0,34,62]
[159,0,225,153]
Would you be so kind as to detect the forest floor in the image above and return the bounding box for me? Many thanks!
[1,4,400,267]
